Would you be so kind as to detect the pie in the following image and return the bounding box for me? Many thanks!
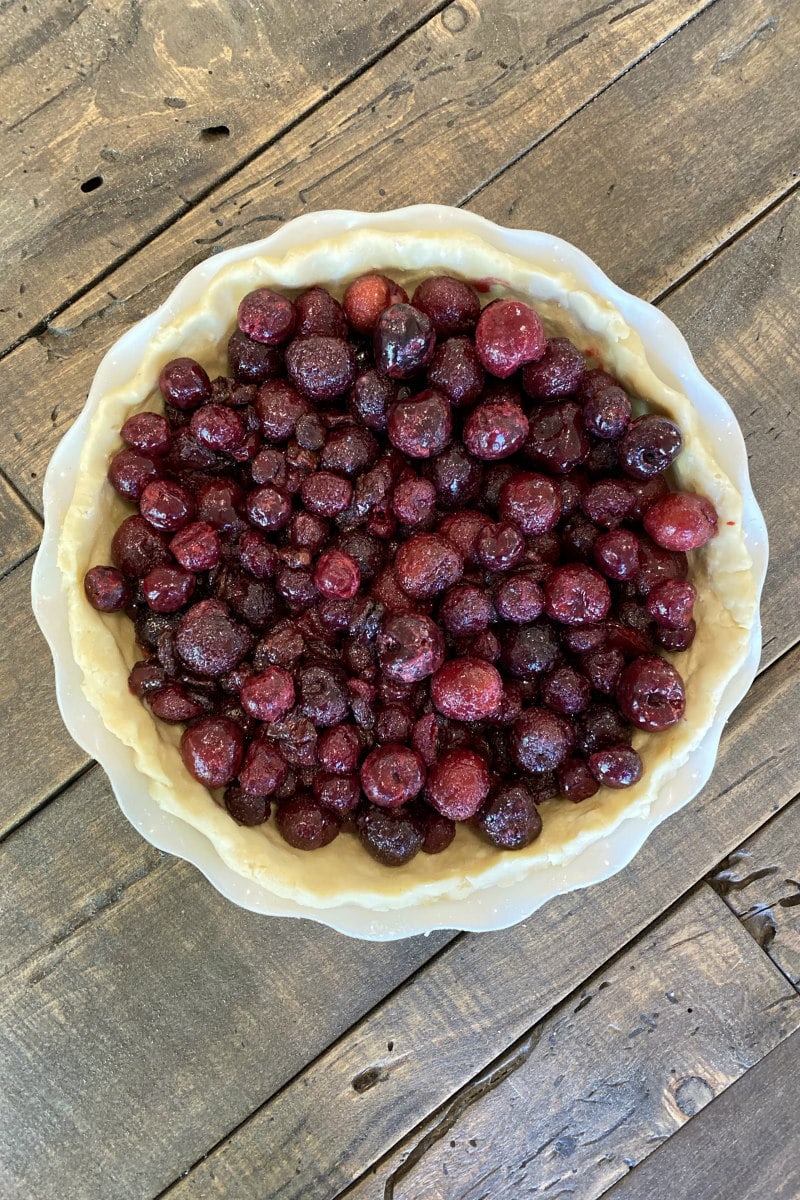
[58,226,756,910]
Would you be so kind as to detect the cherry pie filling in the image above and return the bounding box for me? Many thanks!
[84,273,718,867]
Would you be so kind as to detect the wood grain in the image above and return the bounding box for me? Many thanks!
[471,0,799,300]
[0,475,39,578]
[0,558,90,838]
[345,886,798,1200]
[0,765,165,979]
[0,844,453,1200]
[94,642,800,1200]
[710,797,800,992]
[0,0,444,353]
[603,1027,800,1200]
[0,0,718,509]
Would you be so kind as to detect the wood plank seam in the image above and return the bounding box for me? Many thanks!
[653,176,800,306]
[152,631,800,1200]
[0,0,722,371]
[708,795,800,994]
[0,0,454,369]
[0,537,36,586]
[155,787,798,1200]
[0,759,95,848]
[459,0,724,211]
[331,883,799,1200]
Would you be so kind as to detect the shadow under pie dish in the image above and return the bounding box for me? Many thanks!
[33,206,766,937]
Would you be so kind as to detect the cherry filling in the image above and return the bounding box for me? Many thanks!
[85,273,719,866]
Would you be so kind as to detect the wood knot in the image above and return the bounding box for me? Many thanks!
[671,1074,716,1117]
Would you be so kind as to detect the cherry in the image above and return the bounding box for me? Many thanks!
[617,655,686,730]
[310,549,360,600]
[499,472,562,535]
[224,786,271,826]
[356,804,423,865]
[646,579,697,628]
[276,795,341,849]
[374,303,436,378]
[593,529,640,580]
[430,657,503,721]
[239,738,289,796]
[314,772,362,814]
[426,749,490,820]
[227,329,284,384]
[295,286,348,339]
[237,287,297,345]
[111,515,172,578]
[524,402,589,473]
[159,358,212,410]
[476,783,543,848]
[180,716,244,787]
[348,369,398,432]
[360,743,426,807]
[142,565,195,613]
[121,411,172,457]
[544,564,611,625]
[388,389,452,458]
[412,275,481,335]
[343,274,408,333]
[240,667,295,722]
[395,533,463,598]
[139,480,196,533]
[541,666,591,715]
[475,521,525,572]
[475,299,546,377]
[463,399,529,460]
[377,613,445,683]
[426,336,485,407]
[522,337,585,400]
[175,599,251,677]
[588,745,643,788]
[620,415,682,479]
[439,583,493,637]
[493,574,544,623]
[108,449,160,501]
[169,522,220,572]
[557,758,599,803]
[511,707,575,773]
[644,492,718,551]
[286,336,356,400]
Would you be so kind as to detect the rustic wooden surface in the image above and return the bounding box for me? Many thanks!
[1,2,798,1198]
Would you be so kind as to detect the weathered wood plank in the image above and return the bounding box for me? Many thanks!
[603,1026,800,1200]
[0,849,453,1200]
[0,558,90,838]
[0,0,721,506]
[710,797,800,992]
[9,639,792,1200]
[659,191,800,670]
[0,765,166,979]
[343,886,798,1200]
[0,475,40,578]
[471,0,799,300]
[0,0,444,353]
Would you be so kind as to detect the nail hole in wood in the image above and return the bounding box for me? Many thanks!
[80,175,103,193]
[200,125,230,142]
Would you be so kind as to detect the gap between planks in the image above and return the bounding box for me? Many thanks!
[0,0,707,364]
[0,0,454,366]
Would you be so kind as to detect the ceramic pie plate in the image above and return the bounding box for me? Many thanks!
[32,205,767,940]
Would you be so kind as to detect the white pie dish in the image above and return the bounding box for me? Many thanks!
[32,205,767,940]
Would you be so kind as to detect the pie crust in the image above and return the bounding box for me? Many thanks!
[58,228,756,910]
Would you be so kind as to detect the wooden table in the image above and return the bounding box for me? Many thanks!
[1,2,798,1197]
